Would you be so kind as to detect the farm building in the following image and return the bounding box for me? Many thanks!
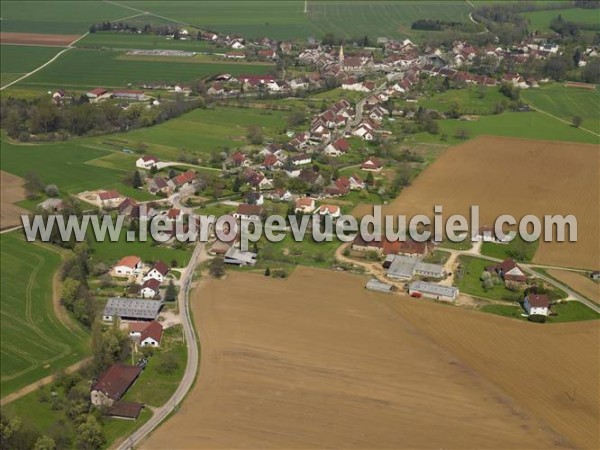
[103,298,163,322]
[386,255,445,281]
[114,256,142,276]
[107,401,144,421]
[91,364,142,406]
[140,278,161,298]
[143,261,170,283]
[414,262,446,279]
[114,90,146,101]
[136,155,159,169]
[129,321,163,347]
[486,259,527,283]
[524,294,550,316]
[475,226,514,244]
[87,88,108,100]
[365,278,394,294]
[98,190,124,208]
[224,247,257,266]
[408,281,459,302]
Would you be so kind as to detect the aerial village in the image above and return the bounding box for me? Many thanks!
[31,23,600,422]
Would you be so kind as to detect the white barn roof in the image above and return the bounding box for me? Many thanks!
[104,298,162,320]
[409,281,458,298]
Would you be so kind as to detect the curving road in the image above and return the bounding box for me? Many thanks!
[116,240,203,450]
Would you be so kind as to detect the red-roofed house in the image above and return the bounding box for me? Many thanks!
[114,256,142,276]
[129,321,163,347]
[140,278,161,298]
[486,259,527,283]
[524,293,550,316]
[294,197,316,214]
[136,155,159,170]
[143,261,170,283]
[361,157,383,171]
[324,138,350,157]
[172,170,196,189]
[98,190,124,208]
[315,204,341,218]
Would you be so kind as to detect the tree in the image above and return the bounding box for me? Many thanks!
[75,415,105,450]
[264,267,271,277]
[572,115,583,128]
[44,184,60,197]
[209,257,226,278]
[24,171,45,194]
[246,125,263,145]
[132,170,143,189]
[60,278,80,310]
[33,435,56,450]
[287,110,306,127]
[365,171,375,186]
[164,279,177,301]
[157,352,179,375]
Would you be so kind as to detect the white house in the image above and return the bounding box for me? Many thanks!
[129,321,163,347]
[136,155,159,169]
[524,294,550,316]
[324,138,349,157]
[140,278,161,298]
[143,261,170,283]
[114,256,142,277]
[98,190,124,208]
[295,197,315,214]
[315,204,341,218]
[352,123,375,140]
[290,153,312,166]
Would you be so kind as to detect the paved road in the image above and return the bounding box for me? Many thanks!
[116,240,203,450]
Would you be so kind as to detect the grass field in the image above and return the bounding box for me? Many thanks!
[0,44,62,87]
[480,235,539,262]
[0,139,153,199]
[416,86,507,116]
[20,49,273,90]
[124,1,473,40]
[409,110,599,145]
[88,230,192,267]
[456,255,522,302]
[0,1,133,34]
[522,84,600,134]
[120,106,290,159]
[77,32,216,52]
[0,233,89,396]
[522,8,600,32]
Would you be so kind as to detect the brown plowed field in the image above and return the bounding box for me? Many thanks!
[548,269,600,303]
[354,136,599,270]
[0,32,78,46]
[0,171,28,229]
[142,268,598,449]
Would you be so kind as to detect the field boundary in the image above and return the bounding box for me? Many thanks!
[529,105,600,138]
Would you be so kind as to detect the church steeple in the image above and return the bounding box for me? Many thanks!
[339,45,344,65]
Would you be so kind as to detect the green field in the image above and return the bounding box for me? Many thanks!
[77,32,216,52]
[415,86,508,116]
[120,106,290,159]
[20,49,273,90]
[522,8,600,32]
[410,110,599,145]
[0,139,153,199]
[0,233,89,396]
[480,235,539,262]
[0,45,63,87]
[0,0,134,34]
[481,301,599,323]
[522,84,600,134]
[122,0,472,40]
[455,255,522,302]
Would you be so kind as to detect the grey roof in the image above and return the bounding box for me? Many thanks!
[224,247,257,265]
[366,278,394,293]
[104,297,162,320]
[386,255,418,279]
[409,281,458,297]
[414,262,445,276]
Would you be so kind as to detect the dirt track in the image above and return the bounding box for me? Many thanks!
[0,171,28,229]
[142,268,598,449]
[0,32,79,46]
[353,136,599,270]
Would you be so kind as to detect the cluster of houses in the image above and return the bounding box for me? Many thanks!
[113,256,171,299]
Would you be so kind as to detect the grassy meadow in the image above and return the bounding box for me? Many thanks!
[521,84,600,134]
[77,32,216,52]
[0,139,153,200]
[0,233,90,396]
[521,8,600,33]
[0,45,63,87]
[20,49,273,90]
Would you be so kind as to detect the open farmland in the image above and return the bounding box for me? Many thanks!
[0,139,152,200]
[522,8,600,33]
[0,233,89,397]
[354,136,599,270]
[547,269,600,303]
[122,0,473,40]
[0,1,133,35]
[0,44,63,87]
[20,49,273,90]
[522,84,600,134]
[142,267,595,449]
[0,171,29,229]
[0,32,78,46]
[77,32,216,52]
